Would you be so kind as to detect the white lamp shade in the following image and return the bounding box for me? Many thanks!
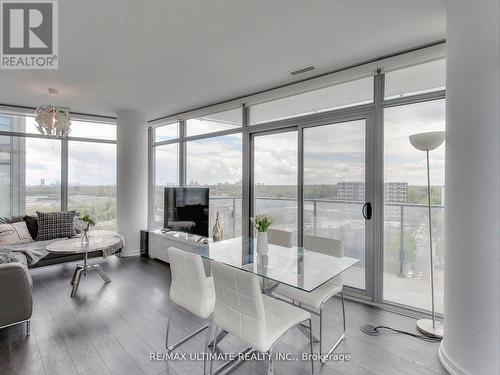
[409,131,445,151]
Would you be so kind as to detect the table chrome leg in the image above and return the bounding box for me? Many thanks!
[70,266,80,285]
[83,250,89,277]
[95,265,111,283]
[71,268,84,297]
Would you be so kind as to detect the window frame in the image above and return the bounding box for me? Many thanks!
[0,113,117,216]
[147,53,447,318]
[379,84,446,316]
[149,107,245,229]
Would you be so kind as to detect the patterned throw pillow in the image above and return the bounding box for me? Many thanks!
[36,211,77,241]
[0,222,33,245]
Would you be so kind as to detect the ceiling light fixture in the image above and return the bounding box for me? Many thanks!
[35,105,72,136]
[35,89,72,137]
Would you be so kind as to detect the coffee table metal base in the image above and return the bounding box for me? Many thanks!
[70,262,111,297]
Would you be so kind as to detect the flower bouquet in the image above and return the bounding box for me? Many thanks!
[73,215,96,245]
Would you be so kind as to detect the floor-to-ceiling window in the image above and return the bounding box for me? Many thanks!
[382,59,446,312]
[153,122,179,225]
[24,137,61,215]
[148,52,447,315]
[68,141,117,230]
[0,116,14,216]
[186,133,243,239]
[383,99,445,312]
[0,113,117,226]
[151,109,243,240]
[154,143,179,225]
[186,110,243,240]
[253,130,298,242]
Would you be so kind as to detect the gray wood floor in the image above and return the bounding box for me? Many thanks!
[0,256,447,375]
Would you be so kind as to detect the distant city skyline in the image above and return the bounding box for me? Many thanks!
[7,101,445,192]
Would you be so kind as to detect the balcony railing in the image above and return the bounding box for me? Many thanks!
[155,195,444,276]
[210,196,445,277]
[155,196,445,312]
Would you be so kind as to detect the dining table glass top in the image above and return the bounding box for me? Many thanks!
[193,237,359,292]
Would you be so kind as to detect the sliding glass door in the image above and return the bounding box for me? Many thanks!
[250,115,373,295]
[303,119,368,291]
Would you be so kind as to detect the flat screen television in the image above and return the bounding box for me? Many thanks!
[164,187,209,237]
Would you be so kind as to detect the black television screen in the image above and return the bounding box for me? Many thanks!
[164,187,209,237]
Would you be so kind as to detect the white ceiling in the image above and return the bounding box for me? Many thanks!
[0,0,446,120]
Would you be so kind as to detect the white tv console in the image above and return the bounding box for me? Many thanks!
[148,229,209,263]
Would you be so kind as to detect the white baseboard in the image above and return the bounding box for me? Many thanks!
[439,344,470,375]
[119,250,141,257]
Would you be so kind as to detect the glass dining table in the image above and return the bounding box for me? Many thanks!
[181,236,360,374]
[194,236,360,292]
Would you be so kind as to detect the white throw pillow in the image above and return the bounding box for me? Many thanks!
[0,222,34,245]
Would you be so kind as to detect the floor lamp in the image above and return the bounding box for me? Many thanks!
[409,131,445,339]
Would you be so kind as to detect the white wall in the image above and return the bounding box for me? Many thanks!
[116,110,148,256]
[440,0,500,374]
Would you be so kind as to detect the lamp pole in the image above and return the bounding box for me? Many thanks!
[409,131,444,338]
[426,150,436,329]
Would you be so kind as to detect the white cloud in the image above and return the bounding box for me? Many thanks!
[184,135,243,185]
[68,141,116,185]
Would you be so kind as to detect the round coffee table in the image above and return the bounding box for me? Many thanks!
[46,230,123,297]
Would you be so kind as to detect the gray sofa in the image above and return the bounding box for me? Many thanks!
[0,215,106,335]
[0,254,33,335]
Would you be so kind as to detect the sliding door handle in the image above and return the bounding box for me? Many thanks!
[362,202,372,220]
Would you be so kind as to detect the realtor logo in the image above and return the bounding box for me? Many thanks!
[1,0,58,69]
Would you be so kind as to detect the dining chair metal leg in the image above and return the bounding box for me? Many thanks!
[208,329,228,348]
[204,315,213,375]
[165,303,175,350]
[340,291,346,332]
[319,308,323,361]
[263,318,313,374]
[165,303,209,352]
[209,324,219,375]
[208,318,313,375]
[25,320,31,336]
[308,318,314,374]
[266,350,274,375]
[319,292,346,364]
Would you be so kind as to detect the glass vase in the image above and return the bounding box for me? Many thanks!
[81,228,89,246]
[256,231,269,255]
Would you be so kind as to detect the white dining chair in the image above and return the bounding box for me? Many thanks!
[272,235,345,363]
[267,228,293,247]
[207,261,314,375]
[166,247,215,364]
